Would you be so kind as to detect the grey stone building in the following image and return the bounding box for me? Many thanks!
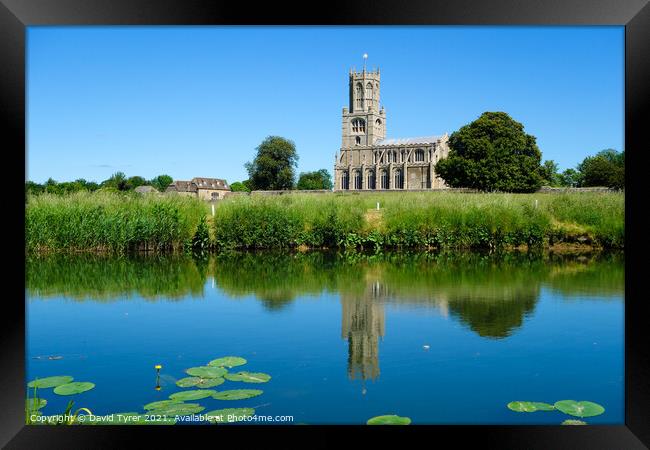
[166,177,231,201]
[334,66,450,191]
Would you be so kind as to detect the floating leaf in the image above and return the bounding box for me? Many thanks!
[562,419,588,425]
[143,400,183,410]
[176,377,202,388]
[53,382,95,396]
[554,400,605,418]
[367,415,411,425]
[208,356,247,368]
[531,402,555,411]
[224,372,271,383]
[27,376,74,389]
[169,389,216,401]
[205,408,255,423]
[212,389,263,401]
[185,366,227,379]
[26,398,47,411]
[507,401,538,412]
[196,378,225,388]
[149,403,205,416]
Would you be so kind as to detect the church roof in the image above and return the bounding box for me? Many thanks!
[375,135,443,146]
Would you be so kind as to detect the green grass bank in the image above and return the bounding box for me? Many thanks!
[25,191,624,252]
[26,192,208,253]
[213,192,624,250]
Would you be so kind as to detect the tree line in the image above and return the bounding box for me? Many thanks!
[26,173,173,196]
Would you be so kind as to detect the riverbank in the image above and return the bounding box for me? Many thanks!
[26,191,624,252]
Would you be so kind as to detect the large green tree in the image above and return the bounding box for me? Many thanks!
[296,169,333,190]
[149,174,173,192]
[230,180,251,192]
[435,112,543,192]
[245,136,298,190]
[577,149,624,189]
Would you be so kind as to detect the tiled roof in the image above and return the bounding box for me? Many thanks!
[167,181,197,192]
[191,177,230,190]
[375,135,443,146]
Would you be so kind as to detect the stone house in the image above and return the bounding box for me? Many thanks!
[166,177,230,201]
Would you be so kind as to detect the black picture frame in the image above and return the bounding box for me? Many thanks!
[3,0,648,448]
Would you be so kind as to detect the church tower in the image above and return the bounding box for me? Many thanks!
[341,67,386,149]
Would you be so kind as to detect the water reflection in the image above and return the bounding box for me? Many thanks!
[27,251,624,381]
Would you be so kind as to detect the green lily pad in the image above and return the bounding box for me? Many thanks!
[26,398,47,411]
[149,402,205,416]
[185,366,227,379]
[212,389,263,400]
[196,378,225,388]
[367,415,411,425]
[205,408,255,423]
[224,372,271,383]
[554,400,605,418]
[507,401,555,412]
[562,419,588,425]
[53,381,95,396]
[176,377,202,388]
[169,389,216,401]
[208,356,247,368]
[143,399,183,410]
[531,402,555,411]
[27,376,74,389]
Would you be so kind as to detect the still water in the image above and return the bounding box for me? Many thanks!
[26,251,624,424]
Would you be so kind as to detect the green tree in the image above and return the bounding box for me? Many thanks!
[230,181,251,192]
[149,174,173,192]
[539,160,561,187]
[245,136,299,190]
[101,172,128,191]
[296,169,333,190]
[125,176,146,190]
[577,149,624,189]
[435,112,543,193]
[25,181,44,196]
[558,168,582,187]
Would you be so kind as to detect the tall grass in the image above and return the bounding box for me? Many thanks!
[213,192,624,250]
[26,191,208,253]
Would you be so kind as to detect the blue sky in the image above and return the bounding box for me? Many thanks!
[27,26,623,184]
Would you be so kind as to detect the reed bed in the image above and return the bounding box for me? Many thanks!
[213,192,624,250]
[26,191,208,253]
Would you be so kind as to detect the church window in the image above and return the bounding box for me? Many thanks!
[415,149,425,162]
[356,83,363,109]
[394,168,403,189]
[380,169,388,189]
[354,170,362,189]
[352,118,366,133]
[368,170,376,189]
[341,171,349,190]
[355,136,361,145]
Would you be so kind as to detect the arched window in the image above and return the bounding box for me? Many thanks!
[341,171,349,190]
[353,170,362,190]
[380,169,388,189]
[375,118,382,127]
[415,149,425,162]
[351,118,366,133]
[355,83,363,109]
[367,170,376,189]
[394,168,403,189]
[366,83,373,109]
[355,136,361,145]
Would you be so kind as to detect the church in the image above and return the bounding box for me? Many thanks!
[333,64,450,191]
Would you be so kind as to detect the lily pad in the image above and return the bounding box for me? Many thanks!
[367,415,411,425]
[26,398,47,411]
[562,419,588,425]
[169,389,217,401]
[149,402,205,416]
[531,402,555,411]
[212,389,263,401]
[185,366,227,379]
[507,401,537,412]
[176,377,202,388]
[53,381,95,396]
[554,400,605,418]
[143,399,183,410]
[205,408,255,423]
[27,376,74,389]
[224,372,271,383]
[196,378,225,388]
[208,356,247,368]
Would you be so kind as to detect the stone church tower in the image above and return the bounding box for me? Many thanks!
[334,64,450,191]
